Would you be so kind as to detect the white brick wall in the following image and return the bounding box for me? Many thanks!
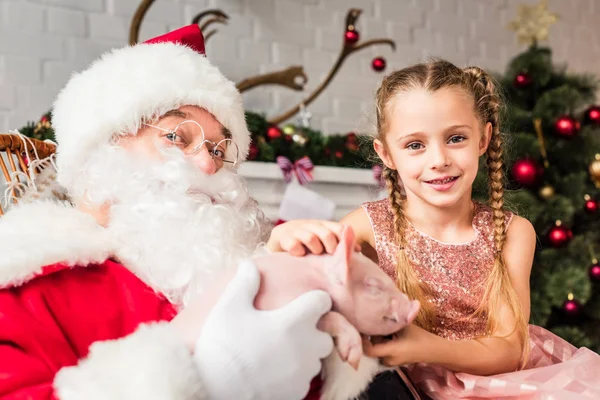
[0,0,599,134]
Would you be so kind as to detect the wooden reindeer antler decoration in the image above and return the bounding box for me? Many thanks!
[260,8,395,125]
[129,0,154,45]
[192,9,229,41]
[129,0,228,44]
[236,66,308,92]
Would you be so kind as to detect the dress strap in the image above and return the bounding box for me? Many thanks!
[361,200,400,279]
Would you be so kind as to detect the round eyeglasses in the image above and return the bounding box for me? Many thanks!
[144,120,239,169]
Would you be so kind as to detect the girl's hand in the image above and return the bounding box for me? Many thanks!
[363,323,432,367]
[267,219,359,256]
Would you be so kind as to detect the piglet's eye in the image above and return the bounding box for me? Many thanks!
[364,278,382,294]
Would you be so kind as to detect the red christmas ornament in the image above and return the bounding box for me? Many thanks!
[584,198,598,213]
[511,158,542,187]
[248,142,259,160]
[335,150,344,159]
[266,126,282,140]
[344,30,359,44]
[547,222,573,248]
[589,262,600,283]
[40,115,49,123]
[584,105,600,125]
[372,57,386,72]
[514,72,532,89]
[562,296,582,316]
[554,115,580,138]
[345,132,359,151]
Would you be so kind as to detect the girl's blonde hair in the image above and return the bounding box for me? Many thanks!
[375,59,528,363]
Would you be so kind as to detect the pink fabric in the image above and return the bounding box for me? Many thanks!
[405,325,600,399]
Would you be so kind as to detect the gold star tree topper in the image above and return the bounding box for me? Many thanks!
[508,0,559,47]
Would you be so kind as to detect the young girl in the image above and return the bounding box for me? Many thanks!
[269,60,600,399]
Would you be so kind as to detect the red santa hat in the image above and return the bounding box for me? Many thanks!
[52,24,250,191]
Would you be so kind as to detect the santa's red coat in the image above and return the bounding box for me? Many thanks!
[0,260,176,399]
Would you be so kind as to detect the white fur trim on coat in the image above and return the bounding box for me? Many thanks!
[321,352,383,400]
[0,201,116,288]
[54,322,206,400]
[52,41,250,192]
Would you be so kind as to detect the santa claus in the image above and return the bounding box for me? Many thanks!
[0,25,336,400]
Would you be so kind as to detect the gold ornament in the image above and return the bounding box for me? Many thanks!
[33,119,51,135]
[282,124,295,135]
[589,154,600,188]
[507,0,558,47]
[292,131,308,146]
[539,185,554,199]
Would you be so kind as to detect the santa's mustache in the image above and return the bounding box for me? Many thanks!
[74,144,251,211]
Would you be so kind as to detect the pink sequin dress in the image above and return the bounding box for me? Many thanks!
[362,199,600,400]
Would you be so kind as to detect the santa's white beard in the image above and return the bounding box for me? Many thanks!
[72,145,271,308]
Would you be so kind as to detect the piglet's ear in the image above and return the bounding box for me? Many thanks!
[325,225,355,285]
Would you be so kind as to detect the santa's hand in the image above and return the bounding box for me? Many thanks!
[194,261,334,400]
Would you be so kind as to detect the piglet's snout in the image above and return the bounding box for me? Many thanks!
[389,297,421,325]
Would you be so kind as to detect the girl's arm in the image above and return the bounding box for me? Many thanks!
[266,207,375,256]
[366,215,537,375]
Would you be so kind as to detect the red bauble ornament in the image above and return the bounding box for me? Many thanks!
[584,105,600,125]
[589,262,600,283]
[335,150,344,159]
[514,72,532,89]
[585,198,598,213]
[345,132,359,151]
[40,115,49,123]
[511,158,542,187]
[372,57,386,72]
[554,115,580,138]
[547,223,573,248]
[266,126,282,140]
[344,30,359,44]
[562,297,582,316]
[248,142,259,160]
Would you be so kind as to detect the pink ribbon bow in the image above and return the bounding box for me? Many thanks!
[372,164,385,188]
[276,156,314,185]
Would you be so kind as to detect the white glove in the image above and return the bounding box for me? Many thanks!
[194,260,334,400]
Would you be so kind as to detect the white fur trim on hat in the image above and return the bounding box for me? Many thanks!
[52,42,250,191]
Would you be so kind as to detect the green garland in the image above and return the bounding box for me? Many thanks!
[245,111,374,168]
[20,110,376,169]
[19,111,54,142]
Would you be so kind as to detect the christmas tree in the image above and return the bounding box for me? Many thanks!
[473,0,600,352]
